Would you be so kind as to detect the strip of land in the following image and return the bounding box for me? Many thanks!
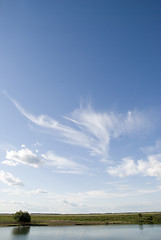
[0,212,161,227]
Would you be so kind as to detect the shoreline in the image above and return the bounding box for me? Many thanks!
[0,212,161,227]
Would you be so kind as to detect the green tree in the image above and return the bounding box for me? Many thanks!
[13,210,31,225]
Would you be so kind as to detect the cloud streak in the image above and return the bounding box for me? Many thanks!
[2,188,48,195]
[42,152,87,174]
[0,170,23,186]
[7,93,152,161]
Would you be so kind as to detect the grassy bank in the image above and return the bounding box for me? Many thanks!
[0,212,161,227]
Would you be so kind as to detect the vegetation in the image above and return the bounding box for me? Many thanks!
[13,210,31,225]
[0,212,161,227]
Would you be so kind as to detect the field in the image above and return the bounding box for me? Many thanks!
[0,212,161,226]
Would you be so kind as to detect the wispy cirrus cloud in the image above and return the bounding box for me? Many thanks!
[0,170,23,186]
[42,152,88,174]
[107,154,161,179]
[6,93,152,161]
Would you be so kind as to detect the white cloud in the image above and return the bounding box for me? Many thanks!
[2,146,87,175]
[42,152,87,174]
[2,160,19,166]
[0,170,23,186]
[107,157,138,177]
[141,154,161,178]
[7,94,151,161]
[107,154,161,179]
[4,148,44,168]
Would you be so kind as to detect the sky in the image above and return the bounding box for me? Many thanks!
[0,0,161,213]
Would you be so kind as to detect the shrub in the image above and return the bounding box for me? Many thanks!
[138,213,142,218]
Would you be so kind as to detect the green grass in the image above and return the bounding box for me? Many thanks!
[1,212,161,226]
[0,214,17,226]
[30,212,161,225]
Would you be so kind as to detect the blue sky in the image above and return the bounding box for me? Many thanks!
[0,0,161,213]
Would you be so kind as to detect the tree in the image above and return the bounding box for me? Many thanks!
[13,210,31,225]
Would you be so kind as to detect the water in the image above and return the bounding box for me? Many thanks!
[1,225,161,240]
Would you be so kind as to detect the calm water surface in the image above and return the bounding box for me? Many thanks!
[1,225,161,240]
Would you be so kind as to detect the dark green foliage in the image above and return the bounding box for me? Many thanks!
[13,210,31,225]
[138,213,142,218]
[146,215,153,224]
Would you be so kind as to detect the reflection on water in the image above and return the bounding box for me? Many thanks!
[12,226,30,235]
[139,224,143,230]
[2,224,160,240]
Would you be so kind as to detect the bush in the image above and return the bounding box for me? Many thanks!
[13,210,31,225]
[146,215,153,223]
[138,213,142,218]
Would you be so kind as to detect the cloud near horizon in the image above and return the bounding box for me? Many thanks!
[7,94,152,161]
[2,188,48,195]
